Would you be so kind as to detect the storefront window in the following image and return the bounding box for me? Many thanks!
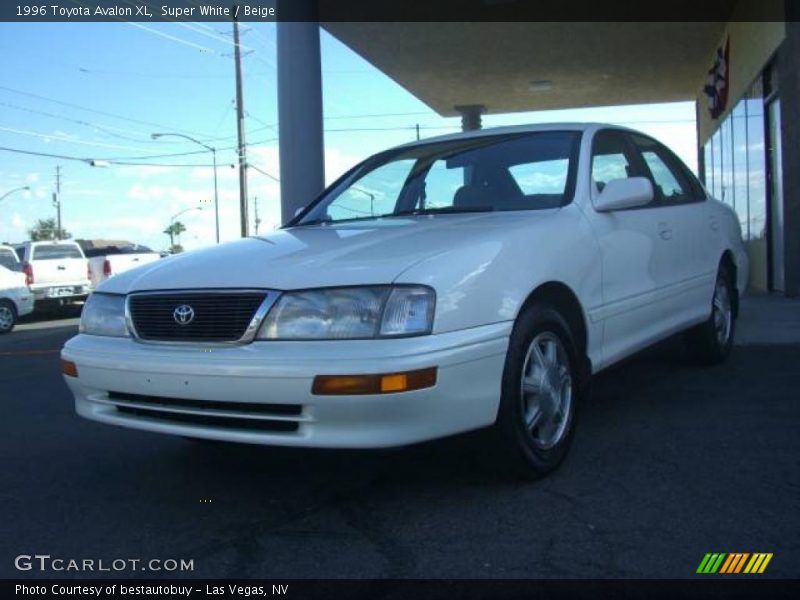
[732,100,749,237]
[711,129,722,200]
[720,114,734,207]
[700,74,770,291]
[746,80,767,241]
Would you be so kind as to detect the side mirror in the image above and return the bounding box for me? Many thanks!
[294,206,305,217]
[594,177,654,212]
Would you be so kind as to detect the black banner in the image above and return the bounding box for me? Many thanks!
[0,0,791,23]
[5,579,800,600]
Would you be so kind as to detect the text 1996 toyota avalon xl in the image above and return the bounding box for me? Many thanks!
[61,124,748,478]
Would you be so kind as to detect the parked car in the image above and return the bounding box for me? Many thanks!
[61,124,748,478]
[0,244,22,272]
[85,244,161,288]
[0,264,33,333]
[15,240,91,308]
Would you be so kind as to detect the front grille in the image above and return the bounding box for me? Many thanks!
[129,291,267,342]
[108,391,302,416]
[115,406,299,433]
[106,391,302,434]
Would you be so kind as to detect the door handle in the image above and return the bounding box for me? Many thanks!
[57,265,66,270]
[657,222,673,241]
[709,216,720,231]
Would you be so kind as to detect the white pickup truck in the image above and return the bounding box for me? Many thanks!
[85,244,161,288]
[15,240,91,307]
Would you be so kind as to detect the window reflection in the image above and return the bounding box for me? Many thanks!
[701,76,769,290]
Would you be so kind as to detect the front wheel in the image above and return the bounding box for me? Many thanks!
[0,300,17,334]
[684,266,736,365]
[491,303,582,479]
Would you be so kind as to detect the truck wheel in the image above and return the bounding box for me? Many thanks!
[684,265,735,365]
[491,303,581,479]
[0,300,17,334]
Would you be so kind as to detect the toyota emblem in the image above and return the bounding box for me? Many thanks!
[173,304,195,325]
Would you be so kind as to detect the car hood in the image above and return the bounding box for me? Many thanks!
[99,212,558,294]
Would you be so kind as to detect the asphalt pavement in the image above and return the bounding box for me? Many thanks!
[1,311,798,579]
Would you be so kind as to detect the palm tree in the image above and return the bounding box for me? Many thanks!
[163,220,187,249]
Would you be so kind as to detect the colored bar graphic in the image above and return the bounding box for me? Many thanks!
[697,553,727,573]
[702,552,773,574]
[720,553,750,573]
[744,553,774,574]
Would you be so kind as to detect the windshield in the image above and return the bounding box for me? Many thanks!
[293,131,582,226]
[32,244,84,260]
[0,249,19,270]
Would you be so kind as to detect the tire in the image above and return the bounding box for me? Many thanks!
[0,299,17,334]
[490,303,583,479]
[684,265,736,365]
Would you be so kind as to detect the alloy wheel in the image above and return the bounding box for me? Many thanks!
[713,278,732,347]
[520,331,573,450]
[0,304,13,331]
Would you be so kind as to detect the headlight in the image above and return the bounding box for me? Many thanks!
[79,293,129,337]
[257,285,435,340]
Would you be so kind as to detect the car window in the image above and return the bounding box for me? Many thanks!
[325,159,415,220]
[296,131,582,225]
[630,134,699,205]
[32,244,83,260]
[420,160,465,209]
[591,131,640,191]
[0,249,18,270]
[508,159,570,195]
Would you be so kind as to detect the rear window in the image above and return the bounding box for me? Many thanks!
[84,245,154,257]
[0,249,18,270]
[32,244,84,260]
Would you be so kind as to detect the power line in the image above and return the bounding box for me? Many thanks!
[0,125,153,152]
[248,163,280,182]
[0,85,215,139]
[0,101,190,144]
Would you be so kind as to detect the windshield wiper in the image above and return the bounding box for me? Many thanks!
[292,217,333,227]
[390,205,495,217]
[292,205,494,227]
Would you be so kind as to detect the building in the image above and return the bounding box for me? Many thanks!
[274,0,798,296]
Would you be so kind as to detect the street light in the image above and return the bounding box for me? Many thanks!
[0,186,30,203]
[170,206,203,224]
[152,133,220,244]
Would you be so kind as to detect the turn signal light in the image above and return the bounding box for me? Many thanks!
[312,367,437,395]
[61,359,79,378]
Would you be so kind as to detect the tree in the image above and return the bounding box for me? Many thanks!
[28,218,70,241]
[163,221,187,253]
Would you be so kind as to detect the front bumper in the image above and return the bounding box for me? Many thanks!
[61,323,511,448]
[32,284,90,301]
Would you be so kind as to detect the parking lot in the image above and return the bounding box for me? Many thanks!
[1,299,799,579]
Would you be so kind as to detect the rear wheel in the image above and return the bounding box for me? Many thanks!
[491,303,582,479]
[0,300,17,334]
[684,265,735,364]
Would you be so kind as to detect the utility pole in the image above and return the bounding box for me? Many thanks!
[233,13,249,237]
[416,123,420,141]
[253,195,261,234]
[54,165,62,240]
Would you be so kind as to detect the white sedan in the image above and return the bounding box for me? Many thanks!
[61,123,747,478]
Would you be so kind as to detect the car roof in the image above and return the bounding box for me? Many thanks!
[19,240,81,246]
[392,122,636,150]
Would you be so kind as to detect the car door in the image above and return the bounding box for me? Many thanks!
[630,133,717,324]
[587,129,681,367]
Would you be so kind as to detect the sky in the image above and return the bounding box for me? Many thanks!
[0,21,697,251]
